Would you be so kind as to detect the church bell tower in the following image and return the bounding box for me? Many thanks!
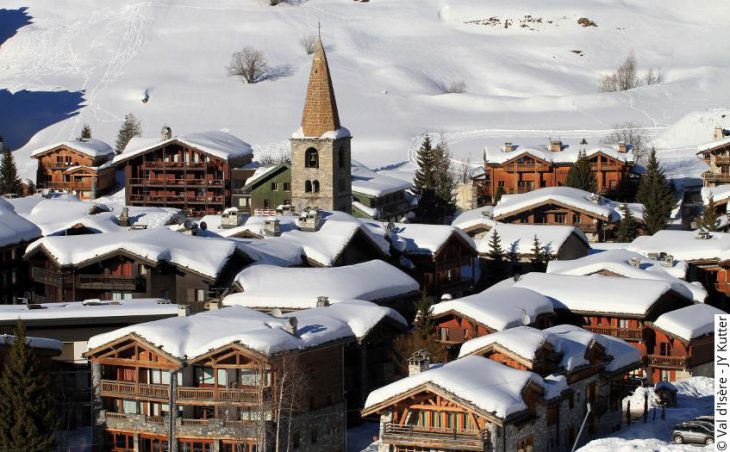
[290,35,352,214]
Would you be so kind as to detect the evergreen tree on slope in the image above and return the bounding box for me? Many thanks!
[566,151,598,193]
[413,136,439,223]
[0,148,20,195]
[637,148,674,235]
[616,203,638,242]
[0,321,56,451]
[702,195,718,232]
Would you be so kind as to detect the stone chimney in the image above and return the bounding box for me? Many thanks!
[617,141,628,153]
[504,142,514,152]
[178,304,189,317]
[263,218,281,237]
[662,254,674,268]
[408,349,431,376]
[221,208,243,229]
[550,138,563,153]
[161,126,172,141]
[285,317,298,336]
[629,257,642,267]
[118,207,130,227]
[299,208,323,232]
[715,126,726,141]
[316,296,330,308]
[208,299,220,310]
[589,193,601,204]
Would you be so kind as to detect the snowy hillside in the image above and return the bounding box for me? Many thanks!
[1,0,729,179]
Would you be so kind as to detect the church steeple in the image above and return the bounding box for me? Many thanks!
[300,37,341,137]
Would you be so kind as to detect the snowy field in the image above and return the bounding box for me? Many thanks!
[349,377,715,451]
[1,0,730,181]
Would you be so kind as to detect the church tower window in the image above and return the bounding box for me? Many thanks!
[305,148,319,168]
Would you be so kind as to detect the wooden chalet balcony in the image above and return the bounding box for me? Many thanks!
[177,386,267,404]
[647,354,688,369]
[32,267,72,288]
[100,379,265,404]
[714,156,730,165]
[100,380,169,401]
[574,222,600,233]
[506,163,550,172]
[382,423,487,451]
[103,411,263,437]
[584,325,643,341]
[128,178,223,187]
[128,194,225,204]
[702,171,730,183]
[590,162,622,170]
[142,161,208,170]
[40,181,94,191]
[76,274,144,291]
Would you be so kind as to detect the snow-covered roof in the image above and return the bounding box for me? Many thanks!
[451,207,495,232]
[477,223,589,256]
[485,144,634,165]
[31,139,114,159]
[114,131,252,164]
[0,198,42,248]
[431,287,553,331]
[26,228,240,280]
[652,304,725,342]
[627,230,730,262]
[390,223,476,256]
[505,273,690,316]
[697,135,730,153]
[364,355,547,419]
[351,161,411,197]
[458,326,555,362]
[87,301,400,359]
[547,249,707,303]
[701,185,730,205]
[242,163,288,190]
[459,324,641,375]
[233,239,304,267]
[493,187,643,222]
[199,214,299,238]
[12,196,181,236]
[0,335,63,352]
[0,298,178,322]
[223,260,419,310]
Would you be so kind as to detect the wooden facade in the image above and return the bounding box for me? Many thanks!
[0,238,36,304]
[433,311,553,348]
[238,163,293,214]
[697,127,730,187]
[25,246,249,306]
[85,334,347,452]
[352,190,411,222]
[476,146,634,204]
[33,143,115,200]
[399,233,477,296]
[644,324,714,384]
[118,139,252,217]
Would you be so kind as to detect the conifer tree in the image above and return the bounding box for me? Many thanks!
[493,185,504,204]
[702,196,719,232]
[616,203,638,242]
[566,151,598,193]
[413,292,435,339]
[637,148,674,234]
[0,148,20,195]
[115,113,142,153]
[413,137,455,223]
[0,321,56,451]
[530,234,545,268]
[80,123,92,140]
[487,228,507,281]
[433,141,456,220]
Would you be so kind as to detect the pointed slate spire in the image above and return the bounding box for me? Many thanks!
[300,37,341,137]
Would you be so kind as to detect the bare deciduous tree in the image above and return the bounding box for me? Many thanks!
[453,155,473,184]
[227,47,269,84]
[644,67,664,85]
[443,80,466,94]
[600,52,639,92]
[272,355,309,452]
[602,121,648,164]
[300,35,317,55]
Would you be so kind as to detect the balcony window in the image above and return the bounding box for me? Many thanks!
[194,366,216,386]
[121,399,138,414]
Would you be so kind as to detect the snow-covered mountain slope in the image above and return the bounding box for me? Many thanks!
[1,0,728,179]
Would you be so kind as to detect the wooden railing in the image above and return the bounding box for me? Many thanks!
[382,423,487,451]
[508,163,550,172]
[702,172,730,183]
[39,181,94,191]
[142,161,208,169]
[180,418,209,426]
[100,380,169,400]
[584,325,644,341]
[76,274,142,290]
[128,178,223,187]
[32,267,71,287]
[647,354,688,369]
[177,386,263,404]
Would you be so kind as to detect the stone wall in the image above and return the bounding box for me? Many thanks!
[290,136,352,214]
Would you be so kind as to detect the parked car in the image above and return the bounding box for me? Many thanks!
[672,422,714,445]
[691,416,714,429]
